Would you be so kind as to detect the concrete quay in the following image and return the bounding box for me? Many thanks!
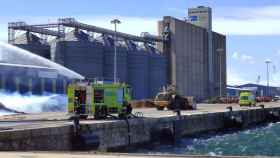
[0,152,273,158]
[0,103,280,151]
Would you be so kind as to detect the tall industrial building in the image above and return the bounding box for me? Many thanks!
[188,6,215,98]
[158,6,226,100]
[188,6,212,30]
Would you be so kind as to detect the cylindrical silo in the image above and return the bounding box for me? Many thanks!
[146,45,167,98]
[127,41,149,99]
[99,35,127,82]
[51,29,103,79]
[14,32,50,59]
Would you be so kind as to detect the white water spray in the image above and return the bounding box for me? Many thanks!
[0,41,83,116]
[0,90,67,116]
[0,41,84,79]
[0,110,14,116]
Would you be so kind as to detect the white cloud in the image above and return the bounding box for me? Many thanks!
[276,50,280,56]
[228,67,280,87]
[167,7,186,14]
[78,16,158,36]
[231,52,255,64]
[227,69,249,85]
[213,18,280,35]
[213,5,280,35]
[167,5,280,35]
[80,6,280,36]
[232,52,239,60]
[3,5,280,39]
[228,6,280,19]
[241,54,255,64]
[2,5,280,39]
[259,74,280,87]
[271,72,280,87]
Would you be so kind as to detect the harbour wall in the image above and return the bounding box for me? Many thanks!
[0,106,279,151]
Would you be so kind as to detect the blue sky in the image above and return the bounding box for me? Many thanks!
[1,0,280,86]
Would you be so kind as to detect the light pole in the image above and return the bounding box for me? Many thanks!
[265,59,271,96]
[217,48,224,97]
[111,19,121,83]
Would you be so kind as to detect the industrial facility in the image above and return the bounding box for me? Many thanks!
[6,6,226,101]
[227,84,280,97]
[158,6,226,100]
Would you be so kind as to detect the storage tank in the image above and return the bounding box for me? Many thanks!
[51,29,103,79]
[126,41,149,99]
[145,44,167,98]
[97,35,127,82]
[13,32,50,59]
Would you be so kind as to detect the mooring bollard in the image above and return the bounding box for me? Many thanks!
[226,106,233,112]
[224,106,244,129]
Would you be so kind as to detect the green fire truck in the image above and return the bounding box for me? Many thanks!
[67,81,132,119]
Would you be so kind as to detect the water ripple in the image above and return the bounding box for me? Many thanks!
[136,123,280,156]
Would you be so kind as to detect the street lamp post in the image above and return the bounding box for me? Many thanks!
[265,59,271,96]
[217,48,224,97]
[111,19,121,83]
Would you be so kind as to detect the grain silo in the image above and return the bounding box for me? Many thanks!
[8,18,171,99]
[145,45,167,98]
[98,35,128,82]
[13,32,50,59]
[51,29,103,79]
[126,41,149,99]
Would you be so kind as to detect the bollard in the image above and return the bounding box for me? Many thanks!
[226,106,233,112]
[175,109,181,117]
[224,106,244,129]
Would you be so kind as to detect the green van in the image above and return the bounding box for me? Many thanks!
[239,91,256,107]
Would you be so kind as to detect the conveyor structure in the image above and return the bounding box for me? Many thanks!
[8,18,166,44]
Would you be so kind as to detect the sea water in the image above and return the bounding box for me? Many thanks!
[135,123,280,156]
